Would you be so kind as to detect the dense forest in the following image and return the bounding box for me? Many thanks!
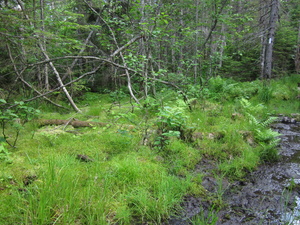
[0,0,299,107]
[0,0,300,224]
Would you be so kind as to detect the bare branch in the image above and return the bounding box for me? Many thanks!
[4,65,103,110]
[111,35,144,57]
[6,44,68,110]
[28,56,137,73]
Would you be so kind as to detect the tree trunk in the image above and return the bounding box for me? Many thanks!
[259,0,268,78]
[263,0,279,79]
[295,22,300,74]
[40,0,49,90]
[194,0,199,82]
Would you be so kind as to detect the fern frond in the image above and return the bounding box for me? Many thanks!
[240,98,265,115]
[246,113,260,126]
[254,128,280,142]
[260,116,277,128]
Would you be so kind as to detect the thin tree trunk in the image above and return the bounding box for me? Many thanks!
[295,21,300,74]
[219,23,226,68]
[260,35,266,78]
[178,9,184,75]
[194,0,199,82]
[201,0,229,50]
[260,0,271,78]
[39,44,82,113]
[40,0,49,90]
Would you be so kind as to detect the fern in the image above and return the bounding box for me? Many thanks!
[254,129,280,142]
[240,98,280,162]
[259,138,280,161]
[260,116,277,128]
[246,113,259,126]
[240,98,265,115]
[247,113,277,129]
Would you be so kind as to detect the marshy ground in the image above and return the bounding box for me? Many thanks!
[1,76,300,224]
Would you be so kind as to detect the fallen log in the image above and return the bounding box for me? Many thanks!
[37,119,108,128]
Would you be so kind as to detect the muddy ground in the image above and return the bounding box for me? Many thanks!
[167,119,300,225]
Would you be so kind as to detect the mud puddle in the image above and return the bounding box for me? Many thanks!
[167,119,300,225]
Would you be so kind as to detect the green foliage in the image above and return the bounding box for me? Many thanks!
[123,53,147,73]
[258,84,273,103]
[271,83,296,101]
[109,89,127,103]
[205,76,259,101]
[156,106,187,131]
[218,145,260,178]
[1,74,299,224]
[273,21,298,73]
[221,44,260,80]
[240,97,267,118]
[191,205,218,225]
[240,98,280,161]
[69,80,90,98]
[154,105,188,149]
[163,139,202,177]
[0,142,12,164]
[0,100,40,147]
[107,155,188,223]
[2,151,188,224]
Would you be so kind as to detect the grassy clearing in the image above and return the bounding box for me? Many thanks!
[0,75,299,224]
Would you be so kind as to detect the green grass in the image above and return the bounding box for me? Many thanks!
[1,75,299,224]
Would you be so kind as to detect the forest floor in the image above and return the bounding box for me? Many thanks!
[1,75,300,224]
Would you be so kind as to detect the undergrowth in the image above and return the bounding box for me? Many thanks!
[0,75,298,224]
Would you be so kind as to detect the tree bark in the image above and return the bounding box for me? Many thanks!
[40,0,49,90]
[295,21,300,74]
[194,0,199,82]
[262,0,279,79]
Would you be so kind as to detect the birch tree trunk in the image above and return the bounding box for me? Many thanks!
[39,44,82,113]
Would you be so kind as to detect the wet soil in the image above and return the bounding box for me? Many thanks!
[168,119,300,225]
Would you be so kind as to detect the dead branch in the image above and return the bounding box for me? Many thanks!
[6,44,68,110]
[4,65,103,110]
[29,56,137,73]
[37,119,108,128]
[83,0,141,105]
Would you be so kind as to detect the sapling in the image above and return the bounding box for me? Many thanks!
[0,100,40,147]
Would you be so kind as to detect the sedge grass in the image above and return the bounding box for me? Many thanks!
[1,75,298,224]
[0,126,189,224]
